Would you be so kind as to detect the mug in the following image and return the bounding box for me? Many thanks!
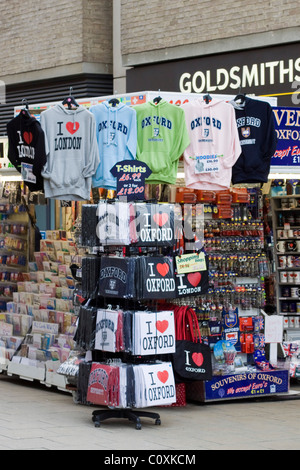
[291,287,300,298]
[289,316,295,327]
[297,302,300,314]
[286,240,297,252]
[288,229,294,238]
[295,317,300,328]
[282,286,291,297]
[283,317,289,327]
[276,241,286,252]
[293,257,300,268]
[296,240,300,252]
[289,302,297,313]
[278,256,287,268]
[279,271,288,283]
[280,271,288,283]
[294,271,300,283]
[277,229,285,238]
[288,271,296,283]
[281,301,289,312]
[294,230,300,238]
[286,256,294,268]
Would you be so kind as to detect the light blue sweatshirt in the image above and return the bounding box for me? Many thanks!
[90,101,137,190]
[40,104,99,201]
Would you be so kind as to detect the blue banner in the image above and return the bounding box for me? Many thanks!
[271,107,300,167]
[205,370,289,401]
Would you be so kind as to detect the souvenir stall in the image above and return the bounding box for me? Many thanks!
[1,89,297,422]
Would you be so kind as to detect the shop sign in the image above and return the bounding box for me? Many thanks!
[204,369,289,401]
[127,43,300,106]
[271,107,300,167]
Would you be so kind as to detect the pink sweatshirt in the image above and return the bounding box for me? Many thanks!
[181,98,241,190]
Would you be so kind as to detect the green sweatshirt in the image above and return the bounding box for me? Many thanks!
[133,100,190,185]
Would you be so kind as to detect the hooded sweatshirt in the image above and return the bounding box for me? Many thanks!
[230,97,278,184]
[133,100,190,185]
[182,98,241,190]
[90,101,137,190]
[7,111,47,192]
[40,104,99,201]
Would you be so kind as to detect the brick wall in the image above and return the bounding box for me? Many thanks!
[0,0,112,77]
[83,0,112,64]
[121,0,299,56]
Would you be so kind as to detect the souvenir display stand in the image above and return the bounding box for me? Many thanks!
[73,201,188,429]
[173,187,289,402]
[271,193,300,380]
[2,89,292,415]
[271,194,300,339]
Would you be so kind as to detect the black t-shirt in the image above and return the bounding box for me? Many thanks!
[98,256,137,299]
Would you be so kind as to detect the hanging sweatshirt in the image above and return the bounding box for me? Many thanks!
[230,97,278,184]
[40,104,99,201]
[6,111,47,192]
[90,101,137,190]
[133,100,190,185]
[181,98,241,190]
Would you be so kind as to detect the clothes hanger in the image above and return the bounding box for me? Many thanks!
[108,98,120,107]
[203,93,212,104]
[20,98,31,117]
[153,96,162,104]
[234,89,246,104]
[62,87,79,110]
[153,90,162,104]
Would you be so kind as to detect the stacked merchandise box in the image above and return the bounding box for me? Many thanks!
[5,231,81,389]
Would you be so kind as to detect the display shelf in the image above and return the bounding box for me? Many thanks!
[0,229,81,391]
[271,194,300,339]
[43,362,71,392]
[7,359,46,382]
[0,205,30,312]
[0,360,9,372]
[5,357,71,392]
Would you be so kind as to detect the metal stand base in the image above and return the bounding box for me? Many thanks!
[92,409,161,430]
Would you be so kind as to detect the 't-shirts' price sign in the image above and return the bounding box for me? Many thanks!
[110,159,152,200]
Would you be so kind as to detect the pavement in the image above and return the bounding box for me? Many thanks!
[1,373,300,451]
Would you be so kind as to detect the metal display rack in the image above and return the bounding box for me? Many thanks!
[271,194,300,342]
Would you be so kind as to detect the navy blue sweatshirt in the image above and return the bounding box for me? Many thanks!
[230,97,277,184]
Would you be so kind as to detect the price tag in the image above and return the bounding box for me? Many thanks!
[21,162,36,183]
[176,252,207,274]
[195,154,223,174]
